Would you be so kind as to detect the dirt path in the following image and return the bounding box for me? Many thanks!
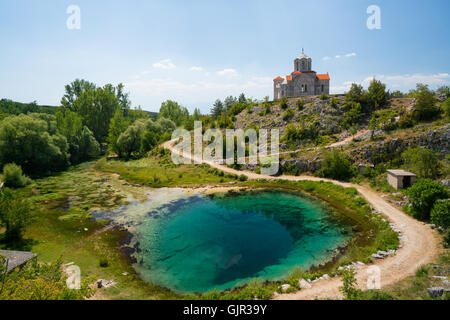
[162,139,441,300]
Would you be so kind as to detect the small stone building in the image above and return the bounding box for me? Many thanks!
[387,170,417,189]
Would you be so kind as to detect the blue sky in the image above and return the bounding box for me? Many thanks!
[0,0,449,113]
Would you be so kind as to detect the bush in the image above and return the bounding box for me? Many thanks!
[406,179,448,220]
[99,258,109,268]
[431,199,450,229]
[330,97,339,108]
[280,96,288,109]
[238,174,248,181]
[402,147,441,179]
[320,93,329,100]
[296,99,304,110]
[398,112,415,129]
[318,149,354,181]
[444,98,450,122]
[411,84,440,121]
[2,163,29,188]
[0,189,33,241]
[282,109,295,121]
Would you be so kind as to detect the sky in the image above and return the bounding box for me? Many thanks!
[0,0,449,113]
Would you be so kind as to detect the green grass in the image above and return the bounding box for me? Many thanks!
[94,151,238,187]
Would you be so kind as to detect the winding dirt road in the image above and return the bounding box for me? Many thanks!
[162,139,441,300]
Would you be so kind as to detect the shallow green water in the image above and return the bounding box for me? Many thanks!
[132,189,351,293]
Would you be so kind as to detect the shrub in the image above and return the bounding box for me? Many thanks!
[280,96,288,109]
[238,174,248,181]
[320,93,329,100]
[367,78,389,109]
[444,98,450,122]
[431,199,450,229]
[2,163,29,188]
[282,109,295,121]
[406,179,448,220]
[99,258,109,268]
[318,149,354,181]
[296,99,304,110]
[402,147,441,179]
[342,102,363,129]
[411,84,440,121]
[330,97,339,108]
[339,268,361,300]
[398,112,415,129]
[0,189,33,241]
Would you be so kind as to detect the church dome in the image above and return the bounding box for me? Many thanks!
[296,53,311,60]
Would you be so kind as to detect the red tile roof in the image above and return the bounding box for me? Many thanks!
[317,74,330,80]
[286,75,292,81]
[273,76,284,81]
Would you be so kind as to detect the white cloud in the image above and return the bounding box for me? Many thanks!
[362,73,450,88]
[152,59,176,70]
[324,53,356,61]
[216,68,238,77]
[331,73,450,94]
[125,78,196,95]
[190,66,204,72]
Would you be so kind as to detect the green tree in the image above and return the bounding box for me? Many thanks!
[238,93,247,104]
[107,108,131,154]
[72,86,120,143]
[431,199,450,229]
[159,100,189,126]
[2,163,29,188]
[443,98,450,122]
[0,189,33,241]
[367,78,389,109]
[406,179,448,220]
[0,257,92,300]
[342,102,363,129]
[211,99,224,118]
[116,120,146,159]
[339,268,361,300]
[402,147,441,179]
[319,149,354,181]
[280,96,288,109]
[411,84,440,121]
[61,79,96,110]
[345,83,367,107]
[224,96,237,112]
[0,114,70,175]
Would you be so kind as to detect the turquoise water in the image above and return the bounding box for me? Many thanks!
[133,189,351,293]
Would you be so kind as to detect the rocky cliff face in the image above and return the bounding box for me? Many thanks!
[349,124,450,164]
[278,124,450,174]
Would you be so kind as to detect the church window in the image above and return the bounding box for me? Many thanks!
[321,84,324,92]
[305,84,307,92]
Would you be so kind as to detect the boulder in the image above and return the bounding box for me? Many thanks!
[299,279,312,289]
[281,284,291,292]
[96,279,116,289]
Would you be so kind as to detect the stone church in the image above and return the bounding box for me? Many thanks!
[273,51,330,100]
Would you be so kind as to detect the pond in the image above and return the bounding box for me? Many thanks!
[126,189,352,293]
